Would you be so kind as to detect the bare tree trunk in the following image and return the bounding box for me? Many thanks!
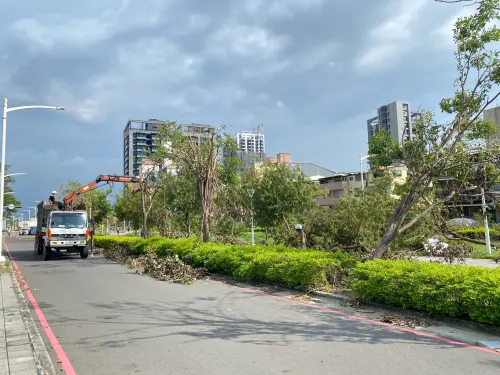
[200,179,211,243]
[202,205,210,242]
[141,188,148,238]
[185,211,191,237]
[265,228,269,241]
[371,203,407,259]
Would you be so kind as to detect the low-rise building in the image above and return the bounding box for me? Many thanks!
[266,153,336,180]
[317,172,373,207]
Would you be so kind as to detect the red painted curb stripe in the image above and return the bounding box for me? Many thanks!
[207,279,500,356]
[5,243,77,375]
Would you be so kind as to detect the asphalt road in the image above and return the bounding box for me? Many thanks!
[6,237,500,375]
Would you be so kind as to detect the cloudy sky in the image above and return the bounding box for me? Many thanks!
[0,0,475,209]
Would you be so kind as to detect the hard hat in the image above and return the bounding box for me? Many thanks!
[295,224,302,230]
[52,191,57,194]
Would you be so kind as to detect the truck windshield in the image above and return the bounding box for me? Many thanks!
[50,213,87,228]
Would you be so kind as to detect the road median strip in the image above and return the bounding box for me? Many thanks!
[95,236,500,328]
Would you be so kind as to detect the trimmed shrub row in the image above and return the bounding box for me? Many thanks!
[94,236,356,290]
[456,227,500,241]
[349,260,500,326]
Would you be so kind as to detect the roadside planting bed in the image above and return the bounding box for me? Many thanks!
[95,236,500,326]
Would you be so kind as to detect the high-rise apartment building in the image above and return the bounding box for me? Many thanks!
[123,119,163,176]
[484,105,500,148]
[229,131,266,169]
[123,120,217,176]
[367,101,421,144]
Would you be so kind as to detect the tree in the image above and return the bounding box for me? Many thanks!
[2,164,21,224]
[254,164,324,233]
[114,185,143,231]
[154,122,238,242]
[370,1,500,258]
[59,180,112,225]
[134,168,163,238]
[159,172,198,237]
[368,129,402,168]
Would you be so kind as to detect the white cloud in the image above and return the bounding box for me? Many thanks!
[9,0,173,50]
[355,0,428,72]
[10,16,114,50]
[206,22,290,59]
[239,0,325,19]
[276,100,286,109]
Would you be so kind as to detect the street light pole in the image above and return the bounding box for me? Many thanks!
[247,188,255,246]
[0,98,64,262]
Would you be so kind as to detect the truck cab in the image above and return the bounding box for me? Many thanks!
[35,202,90,260]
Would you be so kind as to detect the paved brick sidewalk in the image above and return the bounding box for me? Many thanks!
[0,273,39,375]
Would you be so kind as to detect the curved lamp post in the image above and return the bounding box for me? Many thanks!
[0,99,64,262]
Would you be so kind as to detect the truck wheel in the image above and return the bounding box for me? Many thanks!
[80,246,89,259]
[43,246,51,261]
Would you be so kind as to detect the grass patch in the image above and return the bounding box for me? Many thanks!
[470,243,500,261]
[0,258,11,274]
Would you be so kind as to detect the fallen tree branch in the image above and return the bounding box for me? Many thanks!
[441,230,499,247]
[398,191,456,235]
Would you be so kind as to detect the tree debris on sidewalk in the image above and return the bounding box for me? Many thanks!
[287,294,321,304]
[102,246,205,285]
[379,314,434,329]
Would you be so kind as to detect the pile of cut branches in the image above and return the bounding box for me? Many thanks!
[102,246,205,284]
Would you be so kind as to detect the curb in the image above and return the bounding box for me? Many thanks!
[10,270,56,375]
[310,290,500,339]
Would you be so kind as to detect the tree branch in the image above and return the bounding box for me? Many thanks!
[398,191,456,234]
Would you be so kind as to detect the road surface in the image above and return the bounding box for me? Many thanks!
[5,237,500,375]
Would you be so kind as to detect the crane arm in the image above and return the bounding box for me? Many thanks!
[63,174,142,206]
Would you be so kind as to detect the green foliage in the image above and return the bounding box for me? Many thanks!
[349,259,500,325]
[254,164,324,231]
[456,226,500,241]
[94,236,356,290]
[114,186,142,230]
[368,129,402,168]
[59,180,112,224]
[303,177,396,251]
[2,165,21,218]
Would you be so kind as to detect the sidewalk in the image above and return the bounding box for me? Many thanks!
[1,272,40,375]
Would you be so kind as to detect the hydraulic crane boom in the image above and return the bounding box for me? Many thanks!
[63,174,142,206]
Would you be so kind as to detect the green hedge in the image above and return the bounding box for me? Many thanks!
[94,236,356,290]
[456,227,500,241]
[349,260,500,325]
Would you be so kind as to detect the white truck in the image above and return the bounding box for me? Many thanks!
[34,201,90,261]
